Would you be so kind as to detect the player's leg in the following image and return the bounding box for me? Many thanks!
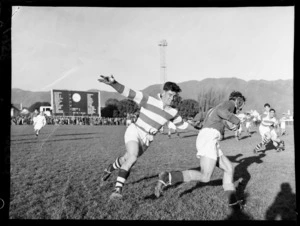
[168,128,171,138]
[217,155,242,208]
[109,124,146,199]
[110,140,143,199]
[254,134,271,153]
[154,156,216,198]
[100,124,137,183]
[154,128,218,197]
[246,122,251,136]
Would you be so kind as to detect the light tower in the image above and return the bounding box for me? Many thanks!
[159,40,167,89]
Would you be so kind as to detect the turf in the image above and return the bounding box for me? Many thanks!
[10,124,296,220]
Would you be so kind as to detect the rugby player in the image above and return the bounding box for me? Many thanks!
[258,108,279,141]
[234,112,246,141]
[33,111,47,137]
[262,103,271,118]
[154,91,246,209]
[254,119,285,153]
[245,112,254,137]
[97,75,199,199]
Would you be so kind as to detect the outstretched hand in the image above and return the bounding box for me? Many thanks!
[98,75,116,85]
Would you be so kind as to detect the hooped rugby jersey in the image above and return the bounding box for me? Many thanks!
[260,115,278,127]
[110,82,188,134]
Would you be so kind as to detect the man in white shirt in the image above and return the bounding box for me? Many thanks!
[33,111,47,136]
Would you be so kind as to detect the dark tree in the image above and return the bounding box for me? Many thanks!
[105,98,120,107]
[118,99,139,117]
[178,99,199,119]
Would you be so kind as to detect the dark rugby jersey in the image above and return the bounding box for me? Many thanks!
[202,100,240,135]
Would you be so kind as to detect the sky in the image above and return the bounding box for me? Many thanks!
[11,6,294,92]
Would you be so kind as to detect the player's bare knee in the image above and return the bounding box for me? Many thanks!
[200,172,211,183]
[127,154,138,167]
[224,164,234,176]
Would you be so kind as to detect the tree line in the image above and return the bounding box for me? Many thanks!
[26,88,229,121]
[102,88,228,121]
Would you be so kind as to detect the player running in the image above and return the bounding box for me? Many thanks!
[258,108,278,142]
[97,75,199,199]
[254,121,285,153]
[234,112,246,141]
[154,91,246,209]
[33,111,47,137]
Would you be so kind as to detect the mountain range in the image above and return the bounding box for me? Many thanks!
[11,77,293,115]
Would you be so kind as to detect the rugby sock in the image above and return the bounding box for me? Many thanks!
[107,157,122,172]
[254,137,270,151]
[170,171,184,185]
[115,169,130,191]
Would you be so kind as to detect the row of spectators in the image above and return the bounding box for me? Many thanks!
[11,115,137,126]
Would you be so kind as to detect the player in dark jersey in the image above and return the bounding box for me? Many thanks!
[154,91,246,209]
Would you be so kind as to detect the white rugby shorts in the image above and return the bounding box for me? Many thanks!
[259,124,270,138]
[34,124,44,131]
[196,128,223,161]
[124,123,153,151]
[245,121,251,128]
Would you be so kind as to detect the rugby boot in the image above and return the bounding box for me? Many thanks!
[154,172,171,198]
[109,187,122,199]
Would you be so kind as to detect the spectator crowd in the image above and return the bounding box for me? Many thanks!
[11,115,136,126]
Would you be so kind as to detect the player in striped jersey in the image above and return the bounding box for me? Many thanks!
[262,103,271,118]
[97,75,199,199]
[258,108,279,142]
[154,91,246,209]
[254,122,285,153]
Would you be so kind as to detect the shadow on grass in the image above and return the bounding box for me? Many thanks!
[11,136,97,144]
[238,135,251,140]
[265,183,297,220]
[53,133,99,137]
[179,133,198,138]
[228,153,266,203]
[178,178,223,198]
[225,203,253,220]
[258,142,279,154]
[128,174,158,185]
[222,135,235,141]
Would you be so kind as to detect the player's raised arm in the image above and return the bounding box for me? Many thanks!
[98,75,148,107]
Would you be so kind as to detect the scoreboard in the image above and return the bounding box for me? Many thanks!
[51,89,101,117]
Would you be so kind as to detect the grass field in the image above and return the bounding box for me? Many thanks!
[10,124,296,220]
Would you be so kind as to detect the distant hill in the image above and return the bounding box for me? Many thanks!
[11,78,293,115]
